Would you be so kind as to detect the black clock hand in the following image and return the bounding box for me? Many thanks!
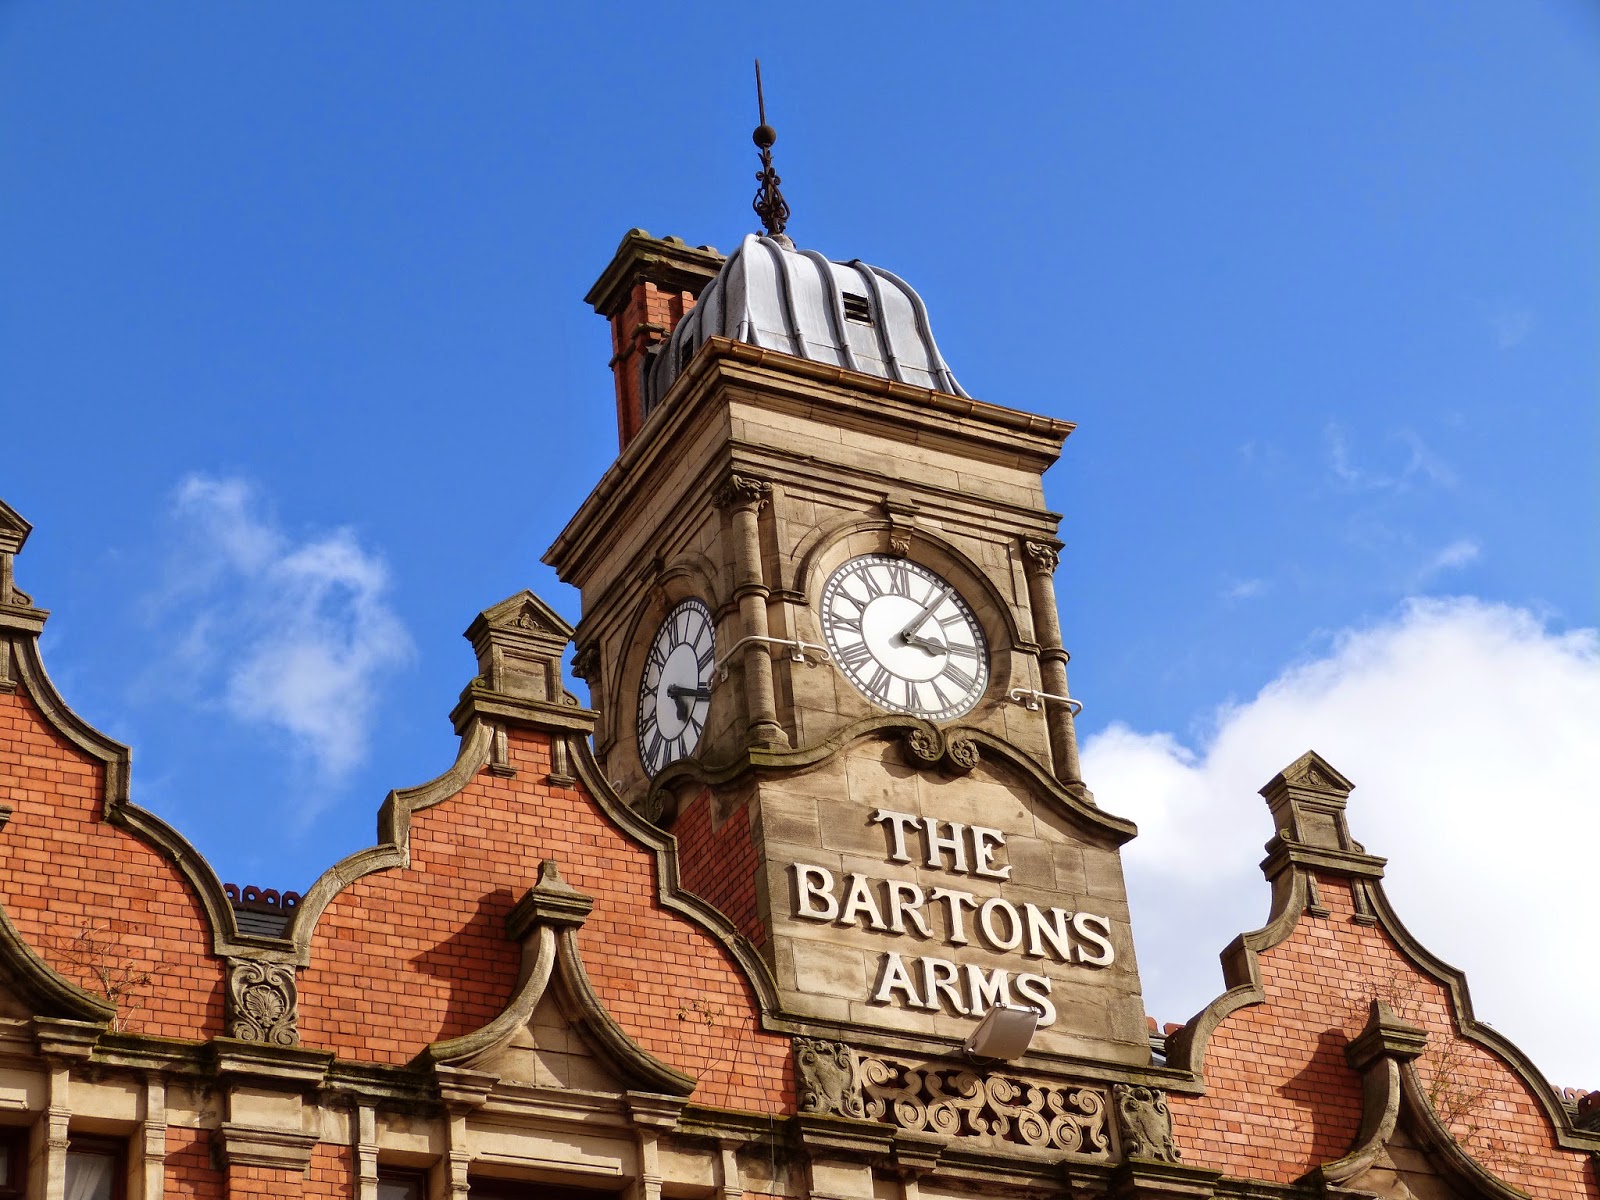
[667,683,711,721]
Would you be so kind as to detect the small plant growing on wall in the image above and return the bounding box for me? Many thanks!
[52,921,162,1032]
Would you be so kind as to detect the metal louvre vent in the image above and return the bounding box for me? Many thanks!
[842,293,872,324]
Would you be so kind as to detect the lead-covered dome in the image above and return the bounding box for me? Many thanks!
[643,233,968,415]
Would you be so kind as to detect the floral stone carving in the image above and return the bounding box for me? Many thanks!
[227,959,299,1047]
[795,1038,864,1118]
[1112,1083,1179,1162]
[861,1055,1111,1157]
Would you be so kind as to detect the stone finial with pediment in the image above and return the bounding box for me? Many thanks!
[1259,749,1361,856]
[463,591,575,705]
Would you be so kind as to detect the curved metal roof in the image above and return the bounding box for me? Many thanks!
[643,233,967,414]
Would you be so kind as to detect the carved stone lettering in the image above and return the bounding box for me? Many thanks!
[227,959,299,1047]
[1113,1083,1179,1162]
[860,1054,1111,1157]
[794,1038,864,1118]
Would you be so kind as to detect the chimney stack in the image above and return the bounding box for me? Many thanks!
[584,230,724,450]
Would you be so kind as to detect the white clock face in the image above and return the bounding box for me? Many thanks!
[819,555,989,721]
[637,599,716,776]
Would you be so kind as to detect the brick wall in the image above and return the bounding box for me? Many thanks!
[165,1128,222,1200]
[611,281,698,448]
[671,787,766,948]
[1170,871,1596,1195]
[296,729,792,1113]
[0,687,224,1038]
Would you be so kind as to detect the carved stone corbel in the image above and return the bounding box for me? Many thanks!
[1113,1083,1180,1163]
[226,958,299,1047]
[794,1037,864,1119]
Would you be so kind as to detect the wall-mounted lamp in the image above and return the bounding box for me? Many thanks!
[963,1003,1040,1062]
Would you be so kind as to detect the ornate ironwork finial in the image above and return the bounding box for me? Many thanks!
[752,59,791,239]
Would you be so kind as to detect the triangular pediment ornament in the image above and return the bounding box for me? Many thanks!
[1267,749,1355,798]
[0,500,31,555]
[474,590,574,643]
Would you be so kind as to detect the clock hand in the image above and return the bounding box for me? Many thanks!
[901,632,947,656]
[897,585,954,644]
[667,683,711,721]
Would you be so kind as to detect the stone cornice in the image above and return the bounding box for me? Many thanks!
[544,341,1073,588]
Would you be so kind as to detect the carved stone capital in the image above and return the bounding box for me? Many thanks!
[794,1037,864,1119]
[1022,539,1061,577]
[714,473,771,514]
[1113,1084,1179,1163]
[226,959,299,1047]
[570,642,601,686]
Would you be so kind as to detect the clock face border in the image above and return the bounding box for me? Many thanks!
[818,554,990,721]
[636,598,716,776]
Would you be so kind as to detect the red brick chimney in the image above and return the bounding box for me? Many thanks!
[584,230,724,451]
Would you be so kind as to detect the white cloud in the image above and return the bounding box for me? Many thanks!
[1326,425,1455,492]
[153,475,413,783]
[1084,597,1600,1089]
[1220,577,1266,601]
[1410,537,1481,588]
[1487,305,1535,350]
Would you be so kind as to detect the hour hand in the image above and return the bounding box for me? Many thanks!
[900,632,947,656]
[667,683,711,720]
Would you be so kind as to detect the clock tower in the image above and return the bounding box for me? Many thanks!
[546,218,1150,1067]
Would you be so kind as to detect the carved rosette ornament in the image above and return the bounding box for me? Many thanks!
[227,959,299,1047]
[1112,1084,1179,1163]
[794,1038,864,1118]
[1021,539,1060,577]
[944,733,980,774]
[903,726,943,766]
[713,473,771,514]
[901,726,980,775]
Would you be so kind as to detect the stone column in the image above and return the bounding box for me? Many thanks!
[140,1073,168,1200]
[1022,540,1083,786]
[354,1103,379,1200]
[716,473,788,748]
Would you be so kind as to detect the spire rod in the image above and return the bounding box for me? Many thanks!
[751,59,791,240]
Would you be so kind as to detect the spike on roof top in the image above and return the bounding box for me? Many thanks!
[751,60,791,242]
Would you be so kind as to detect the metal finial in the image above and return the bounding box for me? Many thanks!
[751,59,790,239]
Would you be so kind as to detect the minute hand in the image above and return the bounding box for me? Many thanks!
[897,585,954,643]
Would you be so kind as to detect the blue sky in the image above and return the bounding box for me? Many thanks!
[3,6,1597,1083]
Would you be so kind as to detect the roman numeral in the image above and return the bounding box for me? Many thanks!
[941,663,977,693]
[836,641,874,669]
[886,560,909,594]
[866,664,892,698]
[831,613,862,635]
[858,568,886,599]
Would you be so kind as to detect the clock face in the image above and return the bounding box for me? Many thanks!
[819,555,989,721]
[637,599,716,776]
